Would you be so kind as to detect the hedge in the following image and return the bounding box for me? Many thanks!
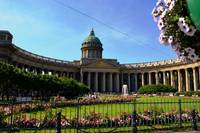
[138,84,177,94]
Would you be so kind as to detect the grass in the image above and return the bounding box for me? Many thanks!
[5,96,200,122]
[2,96,200,132]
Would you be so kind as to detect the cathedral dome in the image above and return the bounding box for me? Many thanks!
[81,29,103,59]
[82,29,102,47]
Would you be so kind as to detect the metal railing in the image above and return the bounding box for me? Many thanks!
[0,97,200,132]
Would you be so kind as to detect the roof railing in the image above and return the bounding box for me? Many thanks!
[13,45,79,66]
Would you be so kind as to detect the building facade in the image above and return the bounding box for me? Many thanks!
[0,30,200,93]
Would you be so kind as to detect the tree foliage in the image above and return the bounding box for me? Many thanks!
[0,62,89,99]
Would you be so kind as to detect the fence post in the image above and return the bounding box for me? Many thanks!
[9,96,14,132]
[56,112,61,133]
[191,109,197,130]
[76,98,81,133]
[178,98,182,128]
[132,99,137,133]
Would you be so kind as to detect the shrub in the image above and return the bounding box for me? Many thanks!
[138,84,177,94]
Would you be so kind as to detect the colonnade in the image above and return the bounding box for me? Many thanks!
[81,72,120,92]
[13,63,78,80]
[12,62,200,93]
[125,67,200,92]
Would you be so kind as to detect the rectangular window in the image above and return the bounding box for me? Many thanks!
[0,35,6,40]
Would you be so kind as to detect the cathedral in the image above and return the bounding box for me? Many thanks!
[0,29,200,93]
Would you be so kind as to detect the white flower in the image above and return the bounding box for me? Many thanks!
[157,5,165,13]
[156,0,165,7]
[171,43,180,51]
[152,6,165,17]
[168,36,174,44]
[152,7,160,22]
[169,0,176,10]
[188,53,199,62]
[185,47,195,53]
[157,19,165,30]
[178,19,196,36]
[160,9,168,18]
[183,47,199,62]
[164,0,173,6]
[178,17,197,36]
[176,50,184,57]
[178,17,186,27]
[159,32,168,44]
[180,24,189,32]
[185,26,196,36]
[152,7,159,17]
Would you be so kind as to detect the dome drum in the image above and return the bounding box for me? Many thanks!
[81,29,103,59]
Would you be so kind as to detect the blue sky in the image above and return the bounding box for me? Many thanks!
[0,0,177,63]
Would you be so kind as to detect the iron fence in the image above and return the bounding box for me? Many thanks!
[0,97,200,132]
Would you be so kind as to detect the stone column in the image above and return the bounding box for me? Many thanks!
[87,72,91,89]
[128,73,131,90]
[73,72,76,79]
[141,73,145,86]
[37,68,42,75]
[170,71,174,87]
[116,73,120,92]
[198,67,200,89]
[95,72,98,92]
[134,73,138,91]
[80,71,83,83]
[193,68,198,91]
[102,72,106,92]
[109,73,113,92]
[163,71,166,85]
[185,69,190,92]
[178,70,182,92]
[155,72,159,85]
[199,67,200,89]
[121,73,124,86]
[199,67,200,88]
[148,72,152,85]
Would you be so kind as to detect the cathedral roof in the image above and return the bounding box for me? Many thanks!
[82,29,102,46]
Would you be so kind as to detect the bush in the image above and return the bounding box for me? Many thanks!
[138,84,177,94]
